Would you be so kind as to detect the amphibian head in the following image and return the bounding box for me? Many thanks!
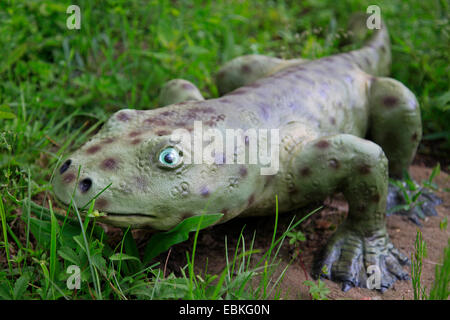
[52,107,259,230]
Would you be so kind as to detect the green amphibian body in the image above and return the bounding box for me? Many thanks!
[52,15,439,292]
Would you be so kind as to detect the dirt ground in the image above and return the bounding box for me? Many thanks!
[143,164,450,300]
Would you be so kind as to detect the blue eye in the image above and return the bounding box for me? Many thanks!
[158,147,182,167]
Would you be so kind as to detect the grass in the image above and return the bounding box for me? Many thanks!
[411,229,449,300]
[0,0,449,300]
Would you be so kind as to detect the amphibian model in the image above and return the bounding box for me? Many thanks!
[52,14,441,292]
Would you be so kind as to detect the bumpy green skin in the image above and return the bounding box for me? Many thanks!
[53,16,432,292]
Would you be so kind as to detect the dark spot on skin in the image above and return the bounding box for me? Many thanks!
[411,132,419,141]
[358,164,371,175]
[189,106,215,114]
[101,158,118,170]
[144,118,166,126]
[241,64,251,73]
[248,194,255,206]
[186,111,199,120]
[328,159,340,169]
[315,140,330,149]
[129,131,141,137]
[300,167,311,177]
[239,166,248,178]
[182,83,195,90]
[131,138,142,145]
[117,112,131,121]
[371,194,381,203]
[200,186,210,197]
[63,172,75,184]
[329,117,336,125]
[218,98,231,103]
[175,121,187,127]
[86,145,101,154]
[104,137,115,144]
[156,130,170,136]
[383,96,398,108]
[95,198,108,210]
[60,159,71,174]
[161,111,175,117]
[79,178,92,193]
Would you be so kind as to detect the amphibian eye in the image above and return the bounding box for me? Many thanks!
[158,147,182,168]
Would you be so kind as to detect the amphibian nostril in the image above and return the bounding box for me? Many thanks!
[79,178,92,193]
[60,159,72,174]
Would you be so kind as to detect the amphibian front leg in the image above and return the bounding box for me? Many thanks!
[368,77,442,223]
[288,134,409,291]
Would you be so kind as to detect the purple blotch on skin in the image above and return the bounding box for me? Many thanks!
[63,173,75,184]
[161,111,175,117]
[383,96,398,108]
[145,118,167,126]
[156,130,170,136]
[131,138,142,145]
[241,64,252,73]
[86,145,101,154]
[239,166,248,177]
[200,186,210,197]
[117,112,131,121]
[182,83,195,90]
[95,198,108,209]
[101,158,118,170]
[248,194,255,206]
[315,140,330,149]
